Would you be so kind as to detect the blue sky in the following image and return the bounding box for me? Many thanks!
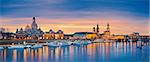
[0,0,148,18]
[0,0,149,34]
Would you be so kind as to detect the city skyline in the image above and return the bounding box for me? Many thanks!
[0,1,149,62]
[0,0,149,35]
[0,17,149,35]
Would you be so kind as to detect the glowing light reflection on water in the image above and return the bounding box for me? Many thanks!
[0,42,149,62]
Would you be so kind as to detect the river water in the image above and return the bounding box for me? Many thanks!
[0,42,149,62]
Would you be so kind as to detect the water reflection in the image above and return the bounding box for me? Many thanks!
[13,49,17,62]
[0,42,149,62]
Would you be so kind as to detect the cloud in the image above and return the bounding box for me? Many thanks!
[0,0,149,34]
[0,16,149,35]
[0,0,148,18]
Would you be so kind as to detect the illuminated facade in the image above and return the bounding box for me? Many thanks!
[86,33,97,39]
[55,30,64,39]
[16,28,26,39]
[102,23,112,39]
[73,32,97,39]
[0,28,15,39]
[0,32,15,40]
[128,32,140,41]
[111,35,126,40]
[15,17,65,40]
[43,29,64,40]
[43,29,55,39]
[15,17,44,40]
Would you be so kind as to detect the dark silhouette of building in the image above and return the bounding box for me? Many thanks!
[31,17,38,29]
[0,32,15,39]
[96,24,99,33]
[106,23,110,32]
[93,27,96,33]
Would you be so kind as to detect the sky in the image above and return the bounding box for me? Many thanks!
[0,0,149,35]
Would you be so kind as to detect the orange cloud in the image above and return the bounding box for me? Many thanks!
[0,17,149,35]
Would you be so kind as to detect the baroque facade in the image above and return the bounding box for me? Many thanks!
[15,17,64,40]
[16,17,43,40]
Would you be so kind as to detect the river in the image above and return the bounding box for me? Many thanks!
[0,42,149,62]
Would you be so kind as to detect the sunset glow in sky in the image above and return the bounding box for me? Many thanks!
[0,0,149,35]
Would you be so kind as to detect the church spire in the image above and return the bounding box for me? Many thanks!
[106,23,110,31]
[25,24,31,31]
[93,27,95,33]
[96,24,99,33]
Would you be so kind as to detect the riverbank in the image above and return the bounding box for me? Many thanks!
[0,39,84,45]
[0,39,57,45]
[0,41,149,62]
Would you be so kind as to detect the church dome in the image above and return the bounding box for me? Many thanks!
[49,29,55,34]
[25,25,31,31]
[56,30,63,34]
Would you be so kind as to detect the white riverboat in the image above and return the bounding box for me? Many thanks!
[31,44,43,48]
[25,45,32,48]
[73,40,81,45]
[81,40,91,45]
[48,40,71,47]
[47,41,59,47]
[0,46,4,49]
[67,41,74,45]
[8,45,25,49]
[93,39,104,43]
[73,40,91,45]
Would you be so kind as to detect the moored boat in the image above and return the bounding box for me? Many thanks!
[73,40,81,46]
[8,45,25,49]
[25,45,32,48]
[31,44,43,48]
[47,41,59,47]
[48,40,71,47]
[93,39,104,43]
[81,40,90,45]
[0,46,4,49]
[73,40,91,46]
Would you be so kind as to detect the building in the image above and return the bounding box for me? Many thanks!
[55,30,64,39]
[64,34,73,39]
[15,28,27,39]
[0,32,15,40]
[43,29,64,40]
[0,27,15,40]
[96,24,99,33]
[43,29,55,39]
[93,27,96,33]
[15,17,65,40]
[140,35,150,42]
[111,35,126,40]
[0,27,6,32]
[73,32,97,39]
[16,17,44,40]
[102,23,112,39]
[128,32,140,41]
[86,33,97,39]
[93,24,100,34]
[31,17,38,29]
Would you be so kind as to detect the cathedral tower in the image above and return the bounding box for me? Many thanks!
[106,23,110,32]
[93,27,95,33]
[96,24,99,33]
